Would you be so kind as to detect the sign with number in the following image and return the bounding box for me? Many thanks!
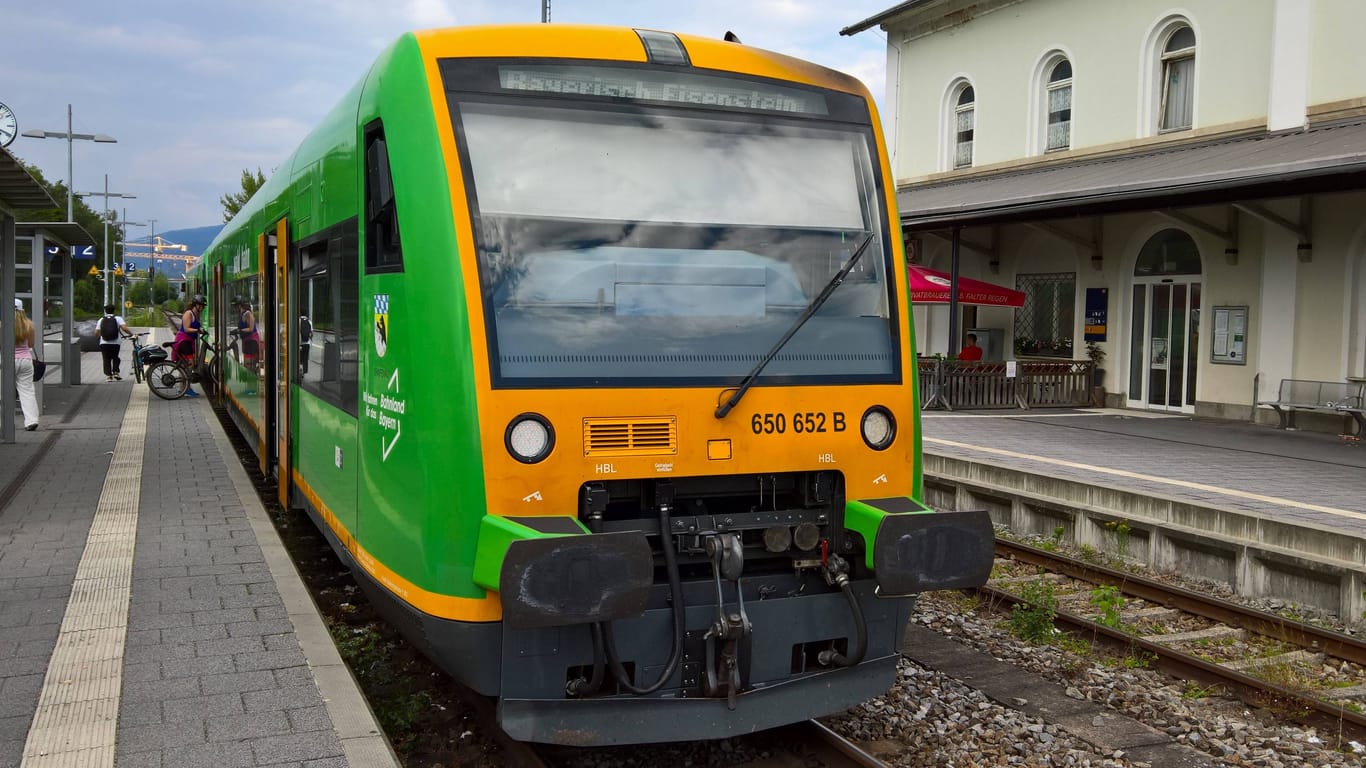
[125,261,137,272]
[46,245,97,258]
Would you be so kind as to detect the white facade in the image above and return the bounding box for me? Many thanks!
[874,0,1366,420]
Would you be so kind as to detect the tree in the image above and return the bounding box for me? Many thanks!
[219,167,267,223]
[151,273,172,304]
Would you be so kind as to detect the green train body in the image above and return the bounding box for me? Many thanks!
[196,24,994,745]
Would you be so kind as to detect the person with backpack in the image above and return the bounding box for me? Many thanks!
[97,304,131,381]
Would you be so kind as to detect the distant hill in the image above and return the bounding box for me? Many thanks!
[143,225,222,256]
[126,225,222,279]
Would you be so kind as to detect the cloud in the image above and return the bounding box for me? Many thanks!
[4,0,896,229]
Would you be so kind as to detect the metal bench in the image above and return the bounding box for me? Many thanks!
[1257,379,1365,436]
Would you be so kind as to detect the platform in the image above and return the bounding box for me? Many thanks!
[921,408,1366,620]
[0,331,397,768]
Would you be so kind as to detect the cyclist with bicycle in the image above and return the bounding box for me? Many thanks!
[174,294,208,397]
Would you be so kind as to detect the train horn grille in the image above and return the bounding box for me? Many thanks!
[583,417,678,457]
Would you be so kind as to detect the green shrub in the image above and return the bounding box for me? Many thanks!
[1009,576,1058,643]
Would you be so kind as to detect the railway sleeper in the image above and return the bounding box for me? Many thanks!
[991,572,1068,587]
[1328,683,1366,699]
[1120,606,1182,622]
[1222,649,1324,673]
[1143,625,1246,645]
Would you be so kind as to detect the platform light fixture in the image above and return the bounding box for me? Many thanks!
[20,104,116,223]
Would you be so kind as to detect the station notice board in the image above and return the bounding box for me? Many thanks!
[1211,306,1248,365]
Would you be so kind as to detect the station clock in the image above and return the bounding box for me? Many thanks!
[0,103,16,148]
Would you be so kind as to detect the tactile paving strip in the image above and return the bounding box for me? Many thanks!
[21,384,148,767]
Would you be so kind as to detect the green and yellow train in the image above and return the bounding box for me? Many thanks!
[194,24,993,745]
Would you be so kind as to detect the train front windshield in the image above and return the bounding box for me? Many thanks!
[445,61,900,388]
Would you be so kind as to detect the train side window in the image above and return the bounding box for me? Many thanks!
[364,121,403,273]
[296,219,360,417]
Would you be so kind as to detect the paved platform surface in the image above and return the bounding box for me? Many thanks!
[0,333,395,768]
[921,408,1366,537]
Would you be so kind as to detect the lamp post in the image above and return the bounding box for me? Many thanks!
[76,175,135,304]
[20,104,116,222]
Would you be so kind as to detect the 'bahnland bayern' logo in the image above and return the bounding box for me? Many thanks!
[374,294,389,358]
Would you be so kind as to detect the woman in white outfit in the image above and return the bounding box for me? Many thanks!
[12,298,39,431]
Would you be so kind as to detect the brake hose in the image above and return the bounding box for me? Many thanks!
[819,571,868,668]
[602,502,686,695]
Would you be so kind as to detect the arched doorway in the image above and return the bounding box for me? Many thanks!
[1128,229,1202,412]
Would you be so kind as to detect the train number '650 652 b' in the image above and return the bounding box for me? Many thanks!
[750,411,846,435]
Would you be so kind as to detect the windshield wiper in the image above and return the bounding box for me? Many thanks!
[714,232,876,419]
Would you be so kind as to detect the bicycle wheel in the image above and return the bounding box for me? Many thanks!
[146,362,190,400]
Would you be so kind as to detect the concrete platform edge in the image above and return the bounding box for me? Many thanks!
[199,399,401,768]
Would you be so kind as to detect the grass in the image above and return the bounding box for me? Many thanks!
[1181,682,1221,700]
[1008,576,1058,644]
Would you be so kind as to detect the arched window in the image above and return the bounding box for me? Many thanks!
[1045,59,1072,151]
[953,85,975,169]
[1135,228,1201,276]
[1159,25,1196,132]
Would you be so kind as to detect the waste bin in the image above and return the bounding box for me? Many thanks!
[67,338,80,385]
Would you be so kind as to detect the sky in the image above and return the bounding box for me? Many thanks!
[0,0,895,236]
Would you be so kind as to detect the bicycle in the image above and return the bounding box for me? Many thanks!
[123,332,167,386]
[144,330,222,401]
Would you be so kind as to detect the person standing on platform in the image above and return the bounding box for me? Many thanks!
[175,295,207,397]
[12,298,39,431]
[958,333,984,361]
[97,304,131,381]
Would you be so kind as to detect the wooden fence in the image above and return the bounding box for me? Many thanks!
[919,359,1094,410]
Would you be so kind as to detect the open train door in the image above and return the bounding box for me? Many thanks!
[259,218,292,508]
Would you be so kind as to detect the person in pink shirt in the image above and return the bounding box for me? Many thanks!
[12,298,39,431]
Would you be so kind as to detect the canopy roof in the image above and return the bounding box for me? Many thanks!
[17,221,95,246]
[908,265,1025,307]
[899,118,1366,229]
[0,148,57,212]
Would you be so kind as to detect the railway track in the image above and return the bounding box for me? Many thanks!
[983,538,1366,742]
[766,720,892,768]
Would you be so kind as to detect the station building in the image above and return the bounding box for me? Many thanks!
[844,0,1366,426]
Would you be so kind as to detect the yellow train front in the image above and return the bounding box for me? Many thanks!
[428,26,993,744]
[203,24,995,746]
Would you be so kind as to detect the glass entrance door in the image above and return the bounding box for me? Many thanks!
[1129,281,1200,412]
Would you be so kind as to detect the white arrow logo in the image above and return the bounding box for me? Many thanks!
[382,421,400,461]
[380,367,401,461]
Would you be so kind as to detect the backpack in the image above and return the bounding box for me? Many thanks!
[99,315,119,342]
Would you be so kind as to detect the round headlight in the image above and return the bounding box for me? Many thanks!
[506,414,555,463]
[860,406,896,451]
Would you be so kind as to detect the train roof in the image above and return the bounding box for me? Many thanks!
[205,24,874,257]
[412,24,870,98]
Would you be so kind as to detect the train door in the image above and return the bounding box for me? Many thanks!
[259,219,293,506]
[273,219,291,507]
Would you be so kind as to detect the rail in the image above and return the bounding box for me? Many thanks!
[919,358,1094,410]
[984,539,1366,742]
